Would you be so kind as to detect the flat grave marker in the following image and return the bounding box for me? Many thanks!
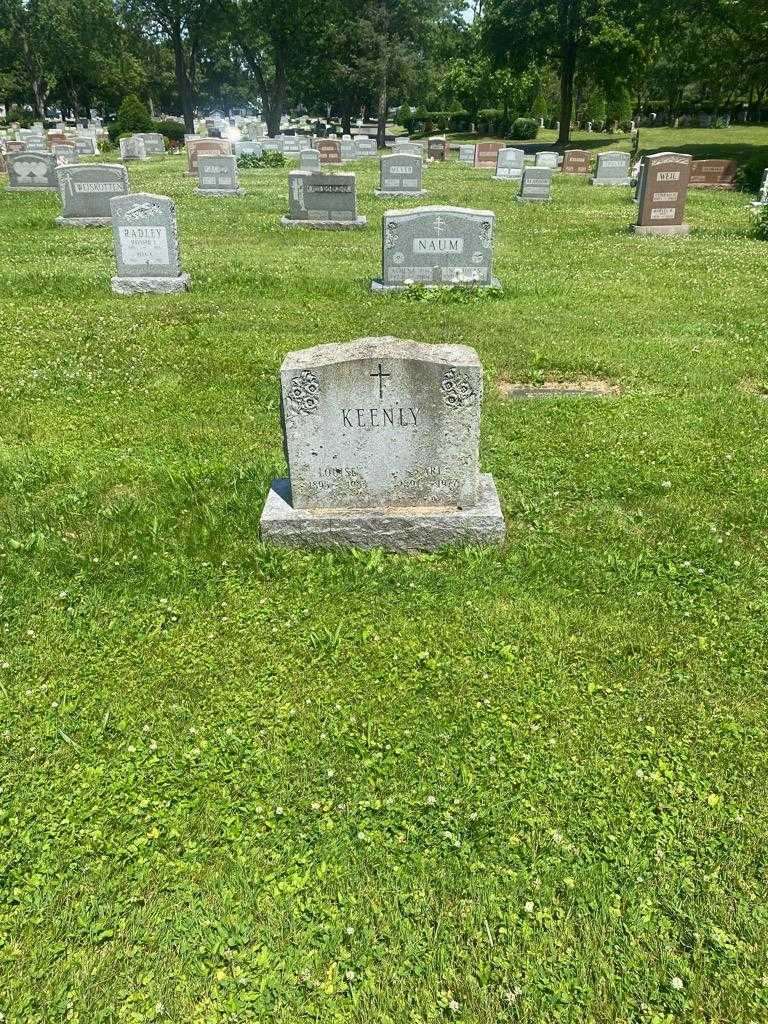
[688,159,737,189]
[561,149,591,174]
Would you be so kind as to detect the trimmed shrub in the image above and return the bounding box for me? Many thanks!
[237,151,285,169]
[736,156,767,194]
[511,117,538,140]
[155,120,185,145]
[114,94,153,135]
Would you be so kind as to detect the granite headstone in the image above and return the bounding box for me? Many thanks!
[7,151,59,191]
[375,153,426,197]
[282,170,366,228]
[632,151,691,236]
[110,192,190,294]
[56,162,129,226]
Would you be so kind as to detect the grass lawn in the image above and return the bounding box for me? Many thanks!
[1,127,768,1024]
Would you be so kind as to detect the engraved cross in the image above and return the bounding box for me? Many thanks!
[370,362,391,399]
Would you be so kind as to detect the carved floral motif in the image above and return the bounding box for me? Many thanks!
[440,368,477,409]
[287,370,320,414]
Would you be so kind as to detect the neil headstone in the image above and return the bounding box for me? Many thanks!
[375,153,426,197]
[195,154,244,196]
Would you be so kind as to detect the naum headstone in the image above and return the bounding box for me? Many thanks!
[372,206,499,291]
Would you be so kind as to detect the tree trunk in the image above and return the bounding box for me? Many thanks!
[171,21,195,134]
[376,0,388,148]
[557,44,577,147]
[556,0,579,147]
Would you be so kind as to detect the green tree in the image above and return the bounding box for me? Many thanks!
[115,92,154,133]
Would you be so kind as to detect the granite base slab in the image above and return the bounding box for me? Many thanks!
[371,277,502,293]
[6,186,58,192]
[260,474,505,553]
[374,189,427,198]
[280,215,367,229]
[590,177,631,186]
[515,196,551,203]
[631,224,690,236]
[194,187,246,197]
[111,273,191,295]
[493,174,523,181]
[55,215,111,227]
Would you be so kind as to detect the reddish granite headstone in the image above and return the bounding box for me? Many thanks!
[474,142,504,170]
[316,139,342,165]
[185,138,232,175]
[561,149,591,174]
[688,159,736,189]
[632,151,691,236]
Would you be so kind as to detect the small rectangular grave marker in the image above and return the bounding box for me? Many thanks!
[110,192,190,294]
[7,151,59,191]
[120,136,147,161]
[299,149,321,171]
[590,150,631,186]
[135,132,166,156]
[195,154,244,196]
[282,170,366,228]
[632,151,691,235]
[56,162,129,226]
[474,142,504,170]
[428,137,449,161]
[372,205,499,291]
[517,166,553,202]
[688,159,737,189]
[259,337,505,551]
[459,144,476,164]
[375,153,426,197]
[316,139,342,165]
[534,151,559,169]
[493,147,524,181]
[561,149,591,174]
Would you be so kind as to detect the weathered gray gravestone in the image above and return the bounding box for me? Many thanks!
[299,149,321,171]
[53,144,78,164]
[632,151,691,236]
[561,149,591,174]
[234,140,263,158]
[372,206,499,291]
[534,151,559,169]
[7,151,59,191]
[340,139,357,161]
[375,153,426,197]
[195,154,245,196]
[590,150,631,186]
[259,337,505,551]
[282,170,366,228]
[393,141,423,158]
[135,132,166,156]
[459,144,476,164]
[355,137,377,157]
[120,136,147,162]
[493,147,524,181]
[56,162,129,226]
[74,136,98,157]
[110,192,190,294]
[517,166,553,202]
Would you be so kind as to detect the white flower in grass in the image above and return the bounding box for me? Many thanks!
[671,976,684,991]
[524,900,535,914]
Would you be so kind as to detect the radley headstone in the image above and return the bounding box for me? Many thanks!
[110,192,190,294]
